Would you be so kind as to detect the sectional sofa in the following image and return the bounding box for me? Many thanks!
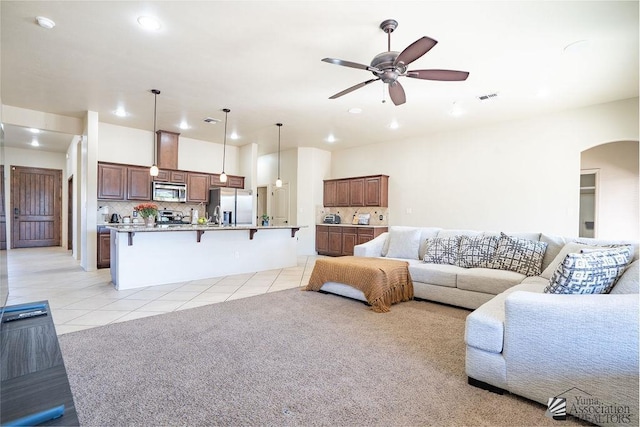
[348,226,639,427]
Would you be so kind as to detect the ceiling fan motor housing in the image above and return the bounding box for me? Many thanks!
[370,51,406,83]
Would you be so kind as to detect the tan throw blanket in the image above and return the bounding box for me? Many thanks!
[305,256,414,313]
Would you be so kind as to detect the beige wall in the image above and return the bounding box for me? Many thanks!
[329,98,639,238]
[581,140,639,240]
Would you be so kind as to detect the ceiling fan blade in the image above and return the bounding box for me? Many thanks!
[388,81,406,106]
[322,58,377,72]
[394,36,438,67]
[329,78,380,99]
[406,69,470,81]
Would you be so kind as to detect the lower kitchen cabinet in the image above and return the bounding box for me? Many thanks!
[97,227,110,269]
[316,225,387,256]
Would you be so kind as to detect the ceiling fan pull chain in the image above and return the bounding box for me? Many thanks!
[382,83,386,103]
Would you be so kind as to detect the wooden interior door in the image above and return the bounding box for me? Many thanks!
[11,166,62,248]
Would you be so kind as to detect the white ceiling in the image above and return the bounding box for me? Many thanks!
[1,1,638,155]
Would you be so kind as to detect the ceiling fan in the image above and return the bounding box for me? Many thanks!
[322,19,470,106]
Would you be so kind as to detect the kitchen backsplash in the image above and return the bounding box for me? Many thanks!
[316,206,389,226]
[98,201,207,222]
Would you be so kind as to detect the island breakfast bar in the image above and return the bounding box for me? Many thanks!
[107,224,303,290]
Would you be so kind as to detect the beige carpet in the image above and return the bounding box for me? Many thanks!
[58,289,590,426]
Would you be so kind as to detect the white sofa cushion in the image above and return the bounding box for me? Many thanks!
[610,260,639,294]
[491,233,547,277]
[408,263,460,288]
[385,228,422,259]
[545,246,633,294]
[457,268,526,295]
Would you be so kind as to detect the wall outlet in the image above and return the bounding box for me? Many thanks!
[379,214,383,220]
[132,211,138,217]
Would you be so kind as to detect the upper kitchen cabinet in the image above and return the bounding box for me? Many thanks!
[156,130,179,170]
[323,181,337,207]
[126,166,152,201]
[187,172,210,203]
[153,169,187,183]
[323,175,388,207]
[364,175,388,207]
[98,163,126,200]
[211,173,245,189]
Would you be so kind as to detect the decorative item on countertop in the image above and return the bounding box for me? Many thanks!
[261,214,269,226]
[134,203,158,227]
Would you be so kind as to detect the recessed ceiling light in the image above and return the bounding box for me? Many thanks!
[113,108,128,117]
[29,128,41,134]
[388,120,399,130]
[450,102,465,117]
[31,139,40,147]
[179,121,190,130]
[230,131,239,140]
[326,134,336,143]
[536,88,550,98]
[137,16,161,31]
[348,108,362,114]
[35,16,55,29]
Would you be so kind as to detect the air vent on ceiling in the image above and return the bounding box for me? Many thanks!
[203,117,221,124]
[478,93,498,101]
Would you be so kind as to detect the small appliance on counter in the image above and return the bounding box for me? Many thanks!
[157,210,188,225]
[323,214,341,224]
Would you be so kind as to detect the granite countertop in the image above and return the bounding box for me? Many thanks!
[316,223,389,228]
[106,224,305,232]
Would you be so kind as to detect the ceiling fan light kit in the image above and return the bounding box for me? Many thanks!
[322,19,469,106]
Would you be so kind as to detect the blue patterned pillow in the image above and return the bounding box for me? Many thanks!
[423,236,460,265]
[544,246,633,294]
[491,233,548,276]
[456,235,499,268]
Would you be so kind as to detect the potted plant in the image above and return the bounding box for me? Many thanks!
[261,214,269,226]
[134,203,158,226]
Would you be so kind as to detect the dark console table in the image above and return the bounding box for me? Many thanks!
[1,301,78,426]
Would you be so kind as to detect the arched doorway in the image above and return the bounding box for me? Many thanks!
[580,140,639,240]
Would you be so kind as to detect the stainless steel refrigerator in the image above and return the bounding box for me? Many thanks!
[207,187,253,226]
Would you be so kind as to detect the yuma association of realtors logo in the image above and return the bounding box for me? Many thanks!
[546,387,633,424]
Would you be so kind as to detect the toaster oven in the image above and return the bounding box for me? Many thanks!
[323,214,341,224]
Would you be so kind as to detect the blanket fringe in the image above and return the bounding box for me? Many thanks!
[369,279,414,313]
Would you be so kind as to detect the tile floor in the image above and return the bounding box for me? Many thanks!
[5,246,319,335]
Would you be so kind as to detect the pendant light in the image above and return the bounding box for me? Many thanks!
[219,108,230,183]
[149,89,161,176]
[275,123,283,188]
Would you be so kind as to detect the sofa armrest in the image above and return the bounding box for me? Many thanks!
[503,291,639,413]
[353,232,388,258]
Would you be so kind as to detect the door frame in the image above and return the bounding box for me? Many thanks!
[579,168,599,238]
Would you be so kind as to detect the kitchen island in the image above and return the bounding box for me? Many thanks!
[107,224,303,290]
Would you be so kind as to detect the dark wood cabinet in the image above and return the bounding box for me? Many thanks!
[336,180,350,206]
[328,227,343,256]
[156,130,179,170]
[97,227,110,269]
[126,166,152,201]
[97,163,126,200]
[227,175,245,189]
[364,175,389,207]
[315,225,329,254]
[187,172,210,203]
[154,170,186,183]
[98,162,245,201]
[316,225,387,256]
[341,226,358,256]
[323,181,337,207]
[349,178,364,206]
[323,175,388,207]
[211,174,245,189]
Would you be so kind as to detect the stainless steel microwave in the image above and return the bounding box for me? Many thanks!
[152,182,187,203]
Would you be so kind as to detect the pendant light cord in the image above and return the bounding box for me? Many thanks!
[222,108,230,173]
[153,91,157,164]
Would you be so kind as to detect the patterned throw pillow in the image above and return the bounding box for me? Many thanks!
[456,235,499,268]
[544,247,633,294]
[423,236,460,265]
[491,233,548,276]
